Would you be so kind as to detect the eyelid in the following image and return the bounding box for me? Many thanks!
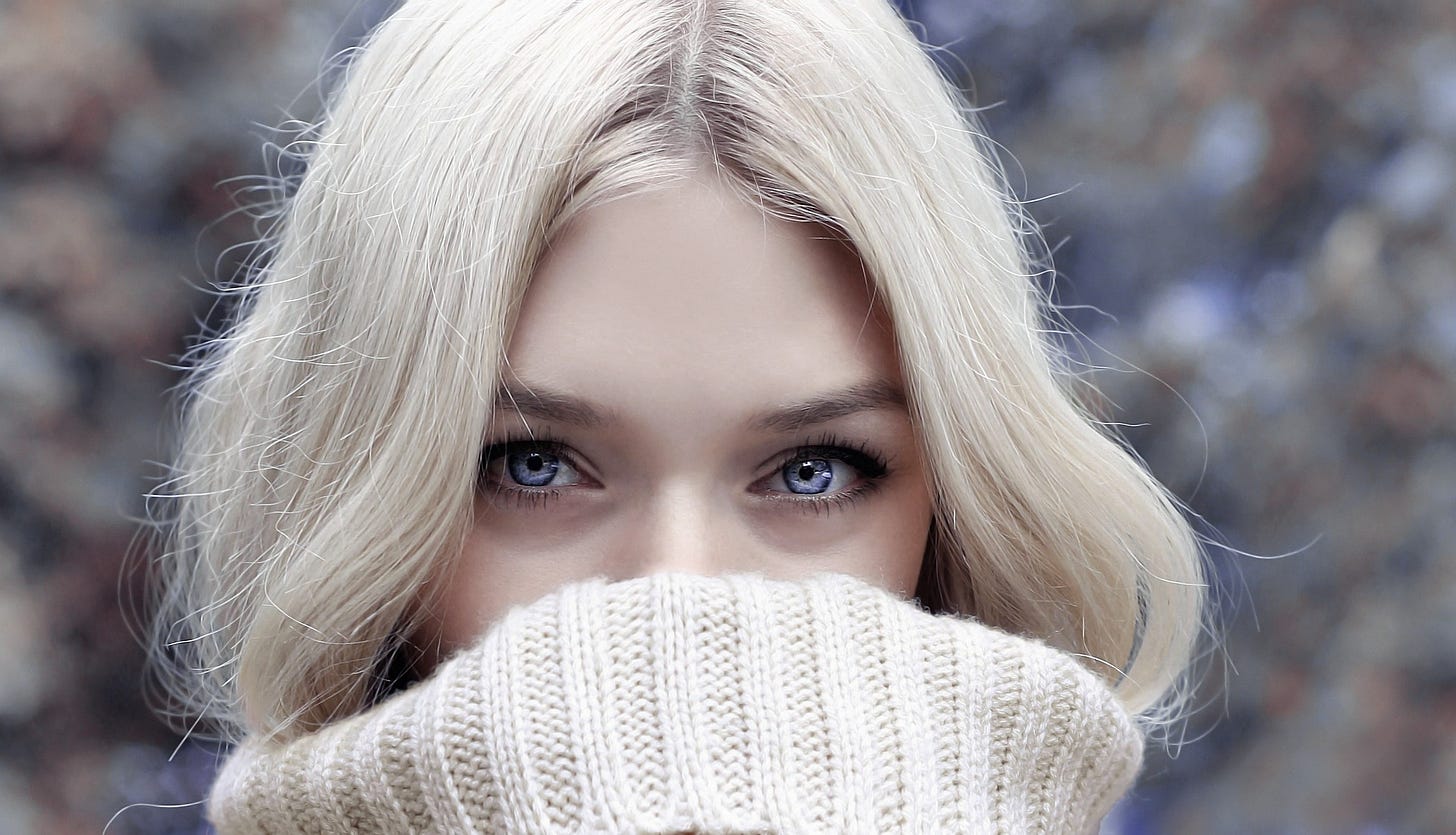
[755,437,890,481]
[747,435,892,509]
[755,478,885,516]
[478,436,601,488]
[748,442,890,518]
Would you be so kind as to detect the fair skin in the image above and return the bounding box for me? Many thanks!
[430,168,934,653]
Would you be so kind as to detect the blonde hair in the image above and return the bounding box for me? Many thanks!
[146,0,1208,745]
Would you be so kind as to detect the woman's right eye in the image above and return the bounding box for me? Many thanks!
[479,441,588,490]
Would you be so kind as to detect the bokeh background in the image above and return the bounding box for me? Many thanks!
[1,0,1452,831]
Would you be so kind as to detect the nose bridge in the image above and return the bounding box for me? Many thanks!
[631,480,732,578]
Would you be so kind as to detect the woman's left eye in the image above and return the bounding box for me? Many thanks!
[757,443,890,501]
[776,457,855,495]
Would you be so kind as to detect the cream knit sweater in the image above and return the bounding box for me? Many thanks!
[208,572,1145,833]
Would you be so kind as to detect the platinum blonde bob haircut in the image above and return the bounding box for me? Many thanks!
[148,0,1208,743]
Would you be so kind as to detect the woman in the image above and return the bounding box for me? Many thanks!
[148,0,1210,829]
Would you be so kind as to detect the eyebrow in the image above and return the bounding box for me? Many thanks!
[749,379,907,432]
[494,381,615,428]
[491,378,907,431]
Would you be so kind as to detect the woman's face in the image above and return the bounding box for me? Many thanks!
[431,170,934,652]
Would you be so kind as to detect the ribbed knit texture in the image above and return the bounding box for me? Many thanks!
[208,572,1145,833]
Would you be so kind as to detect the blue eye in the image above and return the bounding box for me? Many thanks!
[508,450,560,486]
[761,440,889,504]
[782,458,838,494]
[479,440,586,491]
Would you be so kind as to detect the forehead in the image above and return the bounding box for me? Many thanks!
[504,172,902,421]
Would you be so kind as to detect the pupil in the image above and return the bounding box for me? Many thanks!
[526,454,544,472]
[797,462,816,481]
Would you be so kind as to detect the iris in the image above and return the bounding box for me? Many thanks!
[508,451,560,486]
[784,458,834,494]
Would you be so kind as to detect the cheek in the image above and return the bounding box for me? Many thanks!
[742,477,933,593]
[428,500,608,653]
[842,473,934,598]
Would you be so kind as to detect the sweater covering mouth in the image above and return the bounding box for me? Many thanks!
[208,570,1144,834]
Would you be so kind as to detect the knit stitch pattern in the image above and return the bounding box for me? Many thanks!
[208,571,1145,833]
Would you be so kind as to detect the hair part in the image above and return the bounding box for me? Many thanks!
[145,0,1209,747]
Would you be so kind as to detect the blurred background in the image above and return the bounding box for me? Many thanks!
[0,0,1451,831]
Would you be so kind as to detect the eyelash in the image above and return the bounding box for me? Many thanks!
[753,433,889,515]
[477,432,572,511]
[476,431,891,515]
